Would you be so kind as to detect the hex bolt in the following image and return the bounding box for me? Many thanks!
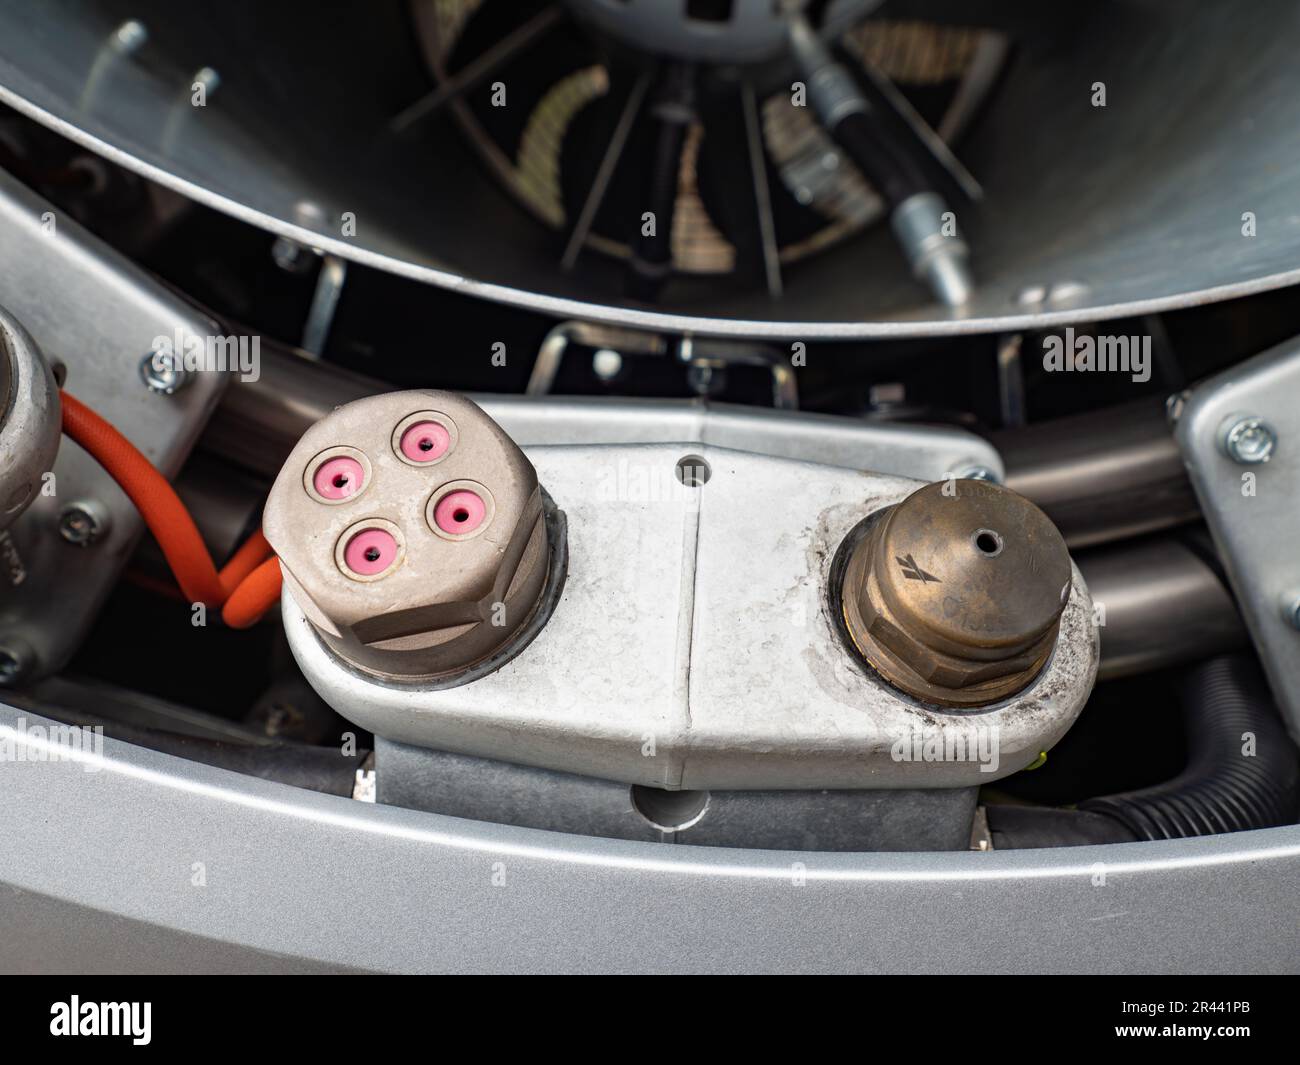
[58,501,108,546]
[1219,414,1276,465]
[139,349,189,395]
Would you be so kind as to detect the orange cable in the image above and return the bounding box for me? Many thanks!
[221,555,283,629]
[219,527,274,595]
[60,391,281,624]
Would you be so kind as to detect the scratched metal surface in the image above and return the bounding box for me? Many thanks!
[286,443,1098,788]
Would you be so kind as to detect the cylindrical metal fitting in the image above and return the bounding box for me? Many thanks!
[0,306,61,530]
[841,479,1073,707]
[890,192,972,307]
[264,390,557,682]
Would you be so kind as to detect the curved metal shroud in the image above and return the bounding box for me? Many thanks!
[2,0,1299,336]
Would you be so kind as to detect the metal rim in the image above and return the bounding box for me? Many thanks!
[5,85,1300,340]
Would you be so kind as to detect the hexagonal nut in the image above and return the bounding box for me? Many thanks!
[841,480,1071,708]
[264,389,550,680]
[861,587,1048,691]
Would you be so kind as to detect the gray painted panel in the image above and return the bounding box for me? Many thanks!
[2,705,1296,973]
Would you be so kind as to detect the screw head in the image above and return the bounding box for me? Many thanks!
[58,504,104,546]
[1221,415,1276,465]
[140,350,188,395]
[957,464,1001,483]
[271,235,311,273]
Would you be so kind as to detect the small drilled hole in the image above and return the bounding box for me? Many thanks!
[630,785,711,832]
[341,526,400,578]
[398,419,452,463]
[974,529,1003,556]
[432,489,488,535]
[675,454,711,488]
[311,454,367,502]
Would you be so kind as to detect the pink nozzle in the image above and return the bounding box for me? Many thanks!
[399,421,451,463]
[313,456,365,500]
[433,490,487,534]
[343,528,398,576]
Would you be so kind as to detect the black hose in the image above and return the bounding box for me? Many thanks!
[985,805,1137,848]
[626,64,694,302]
[830,108,926,209]
[1081,654,1299,839]
[989,654,1299,848]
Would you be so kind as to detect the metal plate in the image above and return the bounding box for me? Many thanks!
[1175,334,1300,740]
[0,168,227,679]
[285,443,1098,789]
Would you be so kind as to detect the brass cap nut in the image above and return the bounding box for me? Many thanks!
[841,479,1072,707]
[264,389,549,680]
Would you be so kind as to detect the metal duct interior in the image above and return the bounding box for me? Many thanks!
[1,0,1297,338]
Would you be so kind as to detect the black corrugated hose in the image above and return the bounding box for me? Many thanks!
[989,654,1300,847]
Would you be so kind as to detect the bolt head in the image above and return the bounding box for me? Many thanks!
[0,637,33,685]
[1221,415,1275,465]
[0,649,23,682]
[957,465,1001,483]
[140,350,188,395]
[271,235,311,273]
[58,505,102,546]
